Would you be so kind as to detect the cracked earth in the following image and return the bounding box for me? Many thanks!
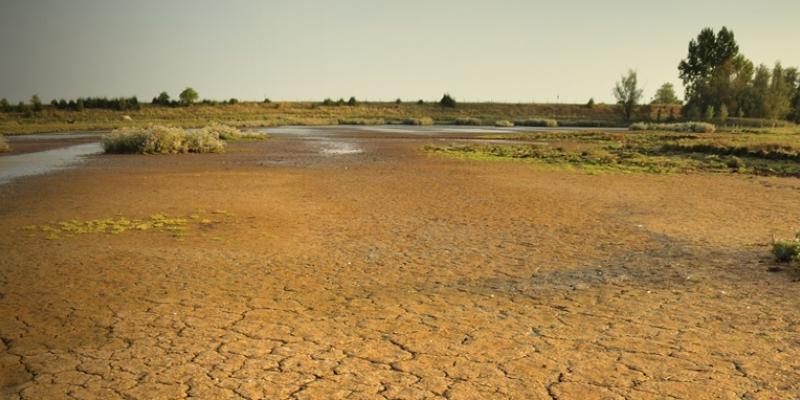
[1,128,799,399]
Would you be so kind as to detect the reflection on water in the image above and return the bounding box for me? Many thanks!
[0,142,103,185]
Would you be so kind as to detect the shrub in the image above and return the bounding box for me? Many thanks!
[726,156,745,171]
[347,96,358,106]
[417,99,424,105]
[402,117,434,126]
[629,122,716,133]
[337,118,385,125]
[103,126,225,154]
[773,237,800,262]
[454,117,482,126]
[440,93,456,108]
[494,120,514,127]
[514,118,558,127]
[0,135,9,152]
[586,98,595,108]
[202,123,266,141]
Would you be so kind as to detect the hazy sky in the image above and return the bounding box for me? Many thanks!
[1,0,799,103]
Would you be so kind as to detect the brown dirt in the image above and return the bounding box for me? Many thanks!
[1,130,799,399]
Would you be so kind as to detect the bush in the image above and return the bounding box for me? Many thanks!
[454,117,482,126]
[773,237,800,262]
[726,156,745,171]
[629,122,716,133]
[514,118,558,127]
[103,126,225,154]
[402,117,434,126]
[0,135,9,152]
[202,123,266,141]
[494,120,514,127]
[347,96,358,106]
[337,118,385,125]
[440,93,456,108]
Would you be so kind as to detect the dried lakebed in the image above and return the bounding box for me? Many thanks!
[0,127,799,399]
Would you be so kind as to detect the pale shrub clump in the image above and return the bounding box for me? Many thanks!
[103,125,225,154]
[629,122,716,133]
[0,135,9,152]
[401,117,434,126]
[494,120,514,127]
[202,123,267,141]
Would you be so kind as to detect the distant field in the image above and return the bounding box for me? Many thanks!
[0,101,673,135]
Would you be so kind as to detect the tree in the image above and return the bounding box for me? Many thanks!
[31,94,43,112]
[705,105,715,121]
[719,104,729,121]
[154,91,171,105]
[439,93,456,108]
[75,98,85,111]
[586,98,595,108]
[179,87,198,106]
[347,96,358,106]
[745,64,772,118]
[678,27,740,114]
[0,98,9,112]
[613,70,642,120]
[652,83,681,104]
[767,63,791,120]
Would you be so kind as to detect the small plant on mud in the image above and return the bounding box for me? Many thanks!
[772,232,800,263]
[0,134,9,152]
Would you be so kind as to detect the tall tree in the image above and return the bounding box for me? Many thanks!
[613,70,643,120]
[678,27,740,113]
[30,94,43,112]
[767,63,791,120]
[179,88,199,106]
[651,83,681,104]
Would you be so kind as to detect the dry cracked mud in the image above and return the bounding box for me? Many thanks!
[1,128,799,399]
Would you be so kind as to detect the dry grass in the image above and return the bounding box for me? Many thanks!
[0,135,9,152]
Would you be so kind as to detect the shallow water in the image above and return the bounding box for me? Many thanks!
[0,142,103,185]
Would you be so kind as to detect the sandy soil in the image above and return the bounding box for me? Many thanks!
[1,128,799,399]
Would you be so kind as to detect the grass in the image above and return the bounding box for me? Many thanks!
[23,211,235,240]
[0,134,8,152]
[494,120,514,127]
[427,129,800,177]
[202,123,268,141]
[103,125,226,154]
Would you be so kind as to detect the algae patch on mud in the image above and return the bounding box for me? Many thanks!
[23,211,236,240]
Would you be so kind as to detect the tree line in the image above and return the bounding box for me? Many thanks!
[615,27,800,122]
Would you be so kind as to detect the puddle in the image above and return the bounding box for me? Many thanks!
[0,142,103,185]
[319,141,364,155]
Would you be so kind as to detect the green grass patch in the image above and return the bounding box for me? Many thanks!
[427,129,800,177]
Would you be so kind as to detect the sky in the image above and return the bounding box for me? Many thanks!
[1,0,799,104]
